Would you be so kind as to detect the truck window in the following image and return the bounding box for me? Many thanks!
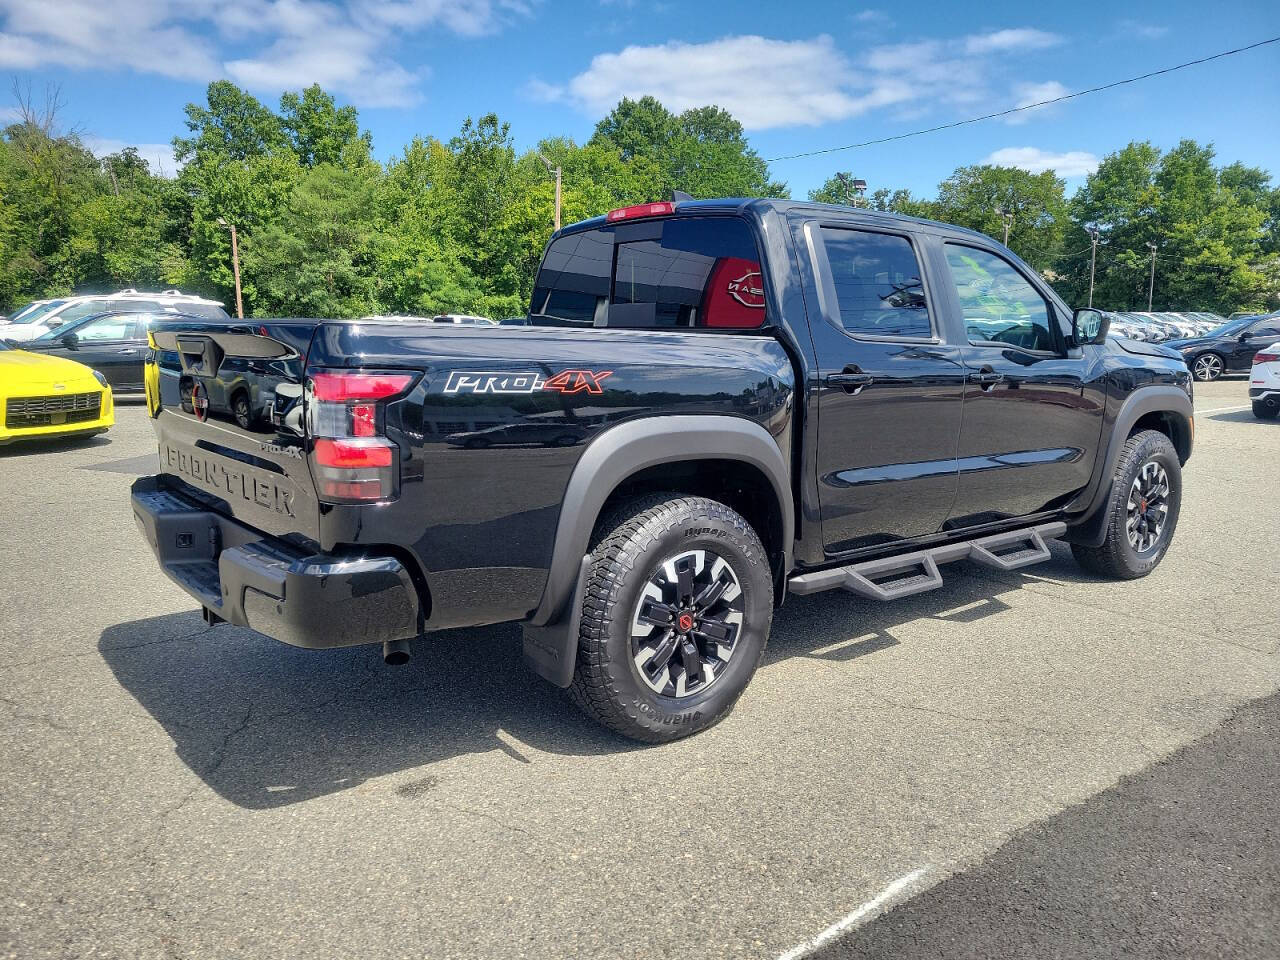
[611,218,765,329]
[530,216,767,330]
[531,230,614,327]
[820,228,932,339]
[944,245,1055,352]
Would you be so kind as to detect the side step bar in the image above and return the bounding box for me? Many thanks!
[788,522,1066,602]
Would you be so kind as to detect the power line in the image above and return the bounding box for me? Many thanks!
[765,36,1280,164]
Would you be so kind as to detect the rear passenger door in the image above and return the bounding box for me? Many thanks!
[805,223,967,555]
[935,241,1104,525]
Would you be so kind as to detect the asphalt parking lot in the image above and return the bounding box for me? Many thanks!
[2,377,1277,960]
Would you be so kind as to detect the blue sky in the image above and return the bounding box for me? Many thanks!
[2,0,1278,198]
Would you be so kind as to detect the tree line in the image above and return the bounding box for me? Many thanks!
[1,81,1276,318]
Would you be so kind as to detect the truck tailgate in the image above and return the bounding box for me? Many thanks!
[147,321,322,542]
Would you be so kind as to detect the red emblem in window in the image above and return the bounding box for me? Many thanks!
[191,381,209,422]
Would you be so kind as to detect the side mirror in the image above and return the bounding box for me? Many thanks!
[60,332,79,349]
[1239,331,1251,341]
[46,318,64,329]
[1070,308,1108,347]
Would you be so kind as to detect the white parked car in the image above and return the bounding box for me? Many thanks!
[2,289,228,342]
[1250,342,1280,420]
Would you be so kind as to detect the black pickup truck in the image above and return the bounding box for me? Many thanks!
[132,198,1193,742]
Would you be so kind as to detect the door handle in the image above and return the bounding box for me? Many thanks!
[827,370,874,393]
[969,368,1004,388]
[118,348,138,354]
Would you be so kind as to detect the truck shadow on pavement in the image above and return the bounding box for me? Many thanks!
[100,546,1096,811]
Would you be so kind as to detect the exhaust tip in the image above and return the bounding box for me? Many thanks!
[383,638,411,666]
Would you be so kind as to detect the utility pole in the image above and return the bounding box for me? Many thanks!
[997,207,1014,246]
[1146,241,1158,311]
[1087,227,1100,308]
[537,153,562,232]
[216,217,244,319]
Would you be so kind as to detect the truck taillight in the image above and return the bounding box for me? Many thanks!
[305,370,416,503]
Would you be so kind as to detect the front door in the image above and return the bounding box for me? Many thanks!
[48,313,146,392]
[1233,316,1280,369]
[937,242,1105,525]
[807,223,967,556]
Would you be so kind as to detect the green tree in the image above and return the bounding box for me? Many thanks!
[242,163,379,317]
[280,85,372,168]
[173,81,287,165]
[1057,140,1273,312]
[932,165,1067,271]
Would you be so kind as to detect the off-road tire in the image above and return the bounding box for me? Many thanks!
[1253,400,1279,420]
[1071,430,1181,579]
[569,494,773,743]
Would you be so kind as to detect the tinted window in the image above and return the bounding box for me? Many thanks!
[73,314,140,341]
[531,229,615,326]
[944,245,1055,352]
[1248,316,1280,337]
[530,217,766,330]
[611,218,765,329]
[821,228,931,339]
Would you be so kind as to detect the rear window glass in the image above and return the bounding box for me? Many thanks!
[530,216,766,330]
[821,228,931,339]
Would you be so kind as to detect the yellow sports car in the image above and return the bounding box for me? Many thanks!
[0,338,113,444]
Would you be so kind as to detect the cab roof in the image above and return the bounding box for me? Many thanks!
[558,197,994,246]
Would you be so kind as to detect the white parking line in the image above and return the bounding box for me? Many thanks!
[1197,404,1252,415]
[775,866,931,960]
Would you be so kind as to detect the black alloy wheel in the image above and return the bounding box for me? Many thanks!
[630,548,744,699]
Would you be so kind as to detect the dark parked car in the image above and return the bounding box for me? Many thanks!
[131,198,1193,743]
[21,311,158,394]
[1167,312,1280,381]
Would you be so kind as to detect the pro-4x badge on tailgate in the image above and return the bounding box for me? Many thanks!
[443,369,612,396]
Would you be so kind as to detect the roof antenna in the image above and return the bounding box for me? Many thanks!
[671,190,693,202]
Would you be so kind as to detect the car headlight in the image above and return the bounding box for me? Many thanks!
[91,370,109,388]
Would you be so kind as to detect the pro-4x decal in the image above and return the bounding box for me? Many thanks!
[443,369,613,396]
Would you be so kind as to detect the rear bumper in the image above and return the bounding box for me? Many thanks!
[131,475,422,649]
[1248,388,1280,402]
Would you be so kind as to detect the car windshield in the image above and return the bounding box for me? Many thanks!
[9,299,68,324]
[1207,315,1262,338]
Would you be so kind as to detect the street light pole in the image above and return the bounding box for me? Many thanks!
[216,217,244,319]
[997,208,1014,246]
[1146,241,1158,311]
[537,153,562,232]
[1087,227,1100,308]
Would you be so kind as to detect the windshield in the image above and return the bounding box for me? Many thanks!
[1207,314,1262,338]
[9,299,68,325]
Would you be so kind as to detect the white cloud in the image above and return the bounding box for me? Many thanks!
[565,35,865,129]
[852,9,889,24]
[1118,19,1169,40]
[984,146,1099,177]
[82,136,182,176]
[0,0,530,107]
[547,26,1068,131]
[963,27,1063,55]
[1003,80,1070,124]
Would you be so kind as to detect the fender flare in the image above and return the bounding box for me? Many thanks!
[522,415,792,687]
[1064,385,1194,547]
